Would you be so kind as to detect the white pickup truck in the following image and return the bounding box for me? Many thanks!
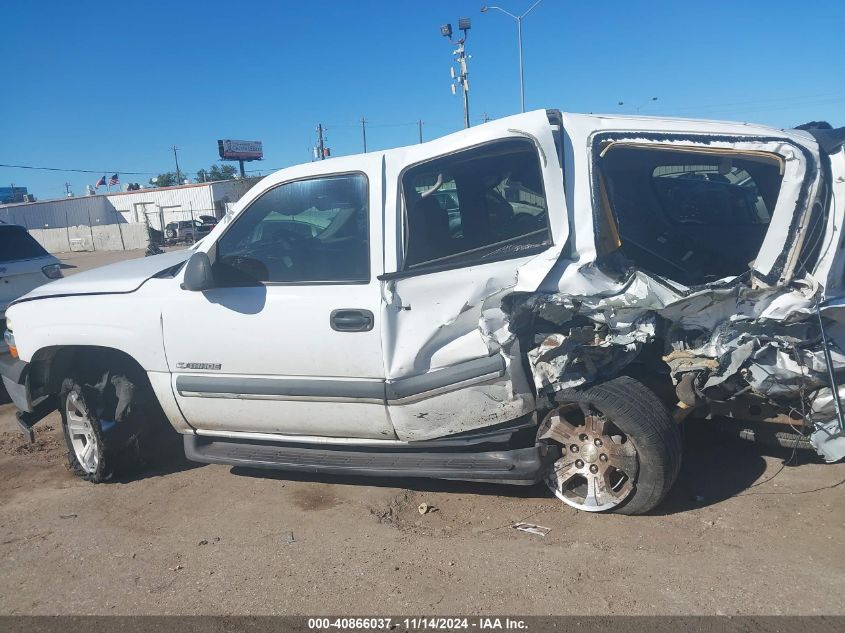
[3,110,844,514]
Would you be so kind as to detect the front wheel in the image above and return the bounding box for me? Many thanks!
[539,376,682,515]
[59,372,178,483]
[60,382,131,482]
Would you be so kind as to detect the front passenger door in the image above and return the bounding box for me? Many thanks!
[163,160,394,440]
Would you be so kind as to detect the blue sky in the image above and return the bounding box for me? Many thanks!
[2,0,843,200]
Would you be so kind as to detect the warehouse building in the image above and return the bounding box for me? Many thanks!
[0,179,253,231]
[0,179,255,252]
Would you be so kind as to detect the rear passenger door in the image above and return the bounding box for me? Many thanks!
[379,112,569,442]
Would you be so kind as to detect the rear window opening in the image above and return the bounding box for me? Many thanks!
[596,144,784,286]
[0,225,50,262]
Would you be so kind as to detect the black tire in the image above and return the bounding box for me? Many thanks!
[58,372,176,483]
[59,381,133,482]
[185,233,194,244]
[551,375,683,515]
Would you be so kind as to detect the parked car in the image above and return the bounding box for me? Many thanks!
[163,220,211,244]
[0,223,62,354]
[2,111,844,514]
[198,215,218,227]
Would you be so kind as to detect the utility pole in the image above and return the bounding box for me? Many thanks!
[441,19,472,129]
[171,145,182,185]
[314,124,328,161]
[361,117,368,153]
[418,120,424,144]
[456,39,470,129]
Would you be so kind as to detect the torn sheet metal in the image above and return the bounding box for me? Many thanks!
[379,113,843,460]
[513,260,845,462]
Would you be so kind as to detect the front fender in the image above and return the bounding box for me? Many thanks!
[9,278,173,372]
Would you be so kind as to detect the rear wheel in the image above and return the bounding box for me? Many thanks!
[539,376,682,515]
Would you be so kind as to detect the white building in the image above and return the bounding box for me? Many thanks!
[106,180,254,230]
[0,179,255,232]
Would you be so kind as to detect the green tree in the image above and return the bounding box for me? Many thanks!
[149,172,181,187]
[197,164,238,182]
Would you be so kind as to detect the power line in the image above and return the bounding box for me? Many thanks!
[0,163,156,175]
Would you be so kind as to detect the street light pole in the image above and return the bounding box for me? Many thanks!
[517,16,524,113]
[481,0,544,113]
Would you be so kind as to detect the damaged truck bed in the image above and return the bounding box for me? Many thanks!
[2,110,844,514]
[513,120,845,465]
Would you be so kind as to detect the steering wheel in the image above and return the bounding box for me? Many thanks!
[267,227,309,250]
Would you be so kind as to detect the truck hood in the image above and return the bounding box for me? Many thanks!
[11,249,192,305]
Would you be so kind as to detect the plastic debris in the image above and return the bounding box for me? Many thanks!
[512,522,551,536]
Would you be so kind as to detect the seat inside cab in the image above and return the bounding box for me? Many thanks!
[595,144,784,286]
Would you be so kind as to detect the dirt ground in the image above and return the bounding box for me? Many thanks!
[0,249,843,616]
[56,247,184,275]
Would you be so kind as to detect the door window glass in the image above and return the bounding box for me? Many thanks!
[0,226,50,262]
[214,174,369,284]
[402,138,551,269]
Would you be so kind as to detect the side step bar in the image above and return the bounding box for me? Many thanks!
[184,435,557,485]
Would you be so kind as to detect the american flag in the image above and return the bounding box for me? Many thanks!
[94,176,106,189]
[108,173,120,186]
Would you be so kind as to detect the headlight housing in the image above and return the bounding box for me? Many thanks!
[3,327,16,358]
[42,263,63,279]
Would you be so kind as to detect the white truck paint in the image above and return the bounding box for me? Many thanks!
[3,110,844,484]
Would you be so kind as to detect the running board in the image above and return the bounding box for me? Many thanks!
[184,435,557,485]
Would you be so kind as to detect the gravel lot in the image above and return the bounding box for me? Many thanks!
[1,249,843,616]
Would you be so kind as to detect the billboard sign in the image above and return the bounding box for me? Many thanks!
[218,139,263,161]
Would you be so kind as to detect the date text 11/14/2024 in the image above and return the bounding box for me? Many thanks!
[307,618,528,630]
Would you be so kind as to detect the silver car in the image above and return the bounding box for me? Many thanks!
[0,223,62,353]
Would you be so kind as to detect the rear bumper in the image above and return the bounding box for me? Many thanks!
[184,434,558,485]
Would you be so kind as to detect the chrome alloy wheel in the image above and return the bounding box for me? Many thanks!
[65,391,99,474]
[539,403,638,512]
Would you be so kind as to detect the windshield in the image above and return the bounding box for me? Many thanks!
[0,225,50,262]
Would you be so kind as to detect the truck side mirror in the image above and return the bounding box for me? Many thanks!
[181,251,214,291]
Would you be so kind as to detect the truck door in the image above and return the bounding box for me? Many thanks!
[379,111,569,442]
[162,154,394,440]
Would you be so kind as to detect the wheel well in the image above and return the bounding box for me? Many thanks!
[31,346,150,398]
